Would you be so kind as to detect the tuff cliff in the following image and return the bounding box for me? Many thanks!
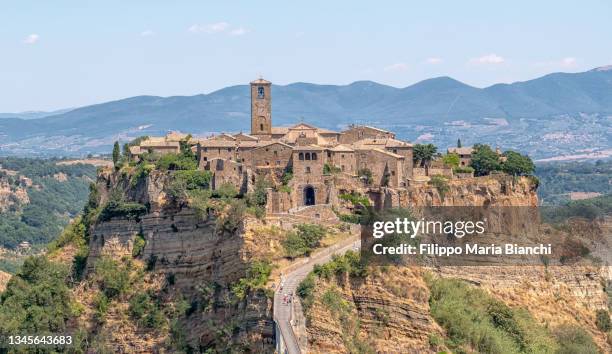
[73,169,277,352]
[405,174,539,207]
[303,175,612,353]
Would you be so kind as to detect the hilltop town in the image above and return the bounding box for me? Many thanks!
[127,78,515,215]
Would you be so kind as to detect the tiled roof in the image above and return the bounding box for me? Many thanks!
[329,144,354,152]
[292,144,324,151]
[198,140,237,148]
[448,147,474,155]
[141,140,180,148]
[271,127,290,135]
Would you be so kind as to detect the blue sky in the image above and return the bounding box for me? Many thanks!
[1,0,611,112]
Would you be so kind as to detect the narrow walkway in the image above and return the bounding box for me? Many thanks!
[273,235,361,354]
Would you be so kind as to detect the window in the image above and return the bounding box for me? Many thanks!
[274,150,278,156]
[341,154,344,158]
[393,149,397,154]
[266,161,270,166]
[260,123,264,132]
[204,147,208,152]
[391,171,395,176]
[276,160,280,165]
[306,166,311,173]
[299,152,304,160]
[203,157,207,161]
[227,148,231,152]
[305,153,311,160]
[341,165,345,171]
[257,86,265,99]
[327,151,331,158]
[312,153,317,160]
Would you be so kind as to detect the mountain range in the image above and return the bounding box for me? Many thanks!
[1,66,611,159]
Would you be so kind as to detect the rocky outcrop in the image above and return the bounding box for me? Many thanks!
[404,174,538,207]
[84,170,275,352]
[0,270,10,292]
[306,267,445,353]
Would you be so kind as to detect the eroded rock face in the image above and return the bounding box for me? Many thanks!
[86,171,275,352]
[305,267,445,353]
[404,175,538,207]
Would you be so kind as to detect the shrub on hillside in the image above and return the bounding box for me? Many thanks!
[596,309,611,332]
[282,224,327,258]
[426,276,561,353]
[231,261,272,299]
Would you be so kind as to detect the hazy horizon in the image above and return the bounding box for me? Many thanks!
[2,0,612,111]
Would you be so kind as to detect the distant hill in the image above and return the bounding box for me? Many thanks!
[1,67,611,158]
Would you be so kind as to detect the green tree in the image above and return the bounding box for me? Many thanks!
[112,141,120,168]
[442,153,460,168]
[501,150,535,176]
[413,144,438,167]
[457,138,462,148]
[413,143,438,174]
[470,144,501,176]
[0,257,75,336]
[122,143,130,158]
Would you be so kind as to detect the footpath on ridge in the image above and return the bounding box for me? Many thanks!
[273,233,361,354]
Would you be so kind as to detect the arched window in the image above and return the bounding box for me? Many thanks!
[299,152,304,160]
[312,153,317,160]
[260,123,264,131]
[305,153,311,160]
[306,166,311,173]
[258,86,265,99]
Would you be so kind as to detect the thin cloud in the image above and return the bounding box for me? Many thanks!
[23,34,40,44]
[229,27,248,36]
[561,57,577,67]
[140,30,155,37]
[384,63,409,72]
[188,22,230,34]
[470,53,505,65]
[534,57,579,69]
[426,57,443,64]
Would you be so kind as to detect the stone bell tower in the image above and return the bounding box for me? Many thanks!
[250,77,272,135]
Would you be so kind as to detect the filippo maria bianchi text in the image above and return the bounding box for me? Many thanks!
[372,243,552,256]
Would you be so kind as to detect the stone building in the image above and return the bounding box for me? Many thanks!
[447,146,474,167]
[133,78,417,210]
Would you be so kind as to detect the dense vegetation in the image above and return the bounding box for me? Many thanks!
[470,144,534,177]
[0,157,96,251]
[426,276,598,353]
[535,159,612,204]
[0,256,82,350]
[541,193,612,224]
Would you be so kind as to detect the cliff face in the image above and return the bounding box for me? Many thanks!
[82,170,275,352]
[304,175,612,353]
[405,174,539,207]
[305,267,445,353]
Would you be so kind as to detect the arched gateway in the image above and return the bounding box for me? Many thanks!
[303,186,315,206]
